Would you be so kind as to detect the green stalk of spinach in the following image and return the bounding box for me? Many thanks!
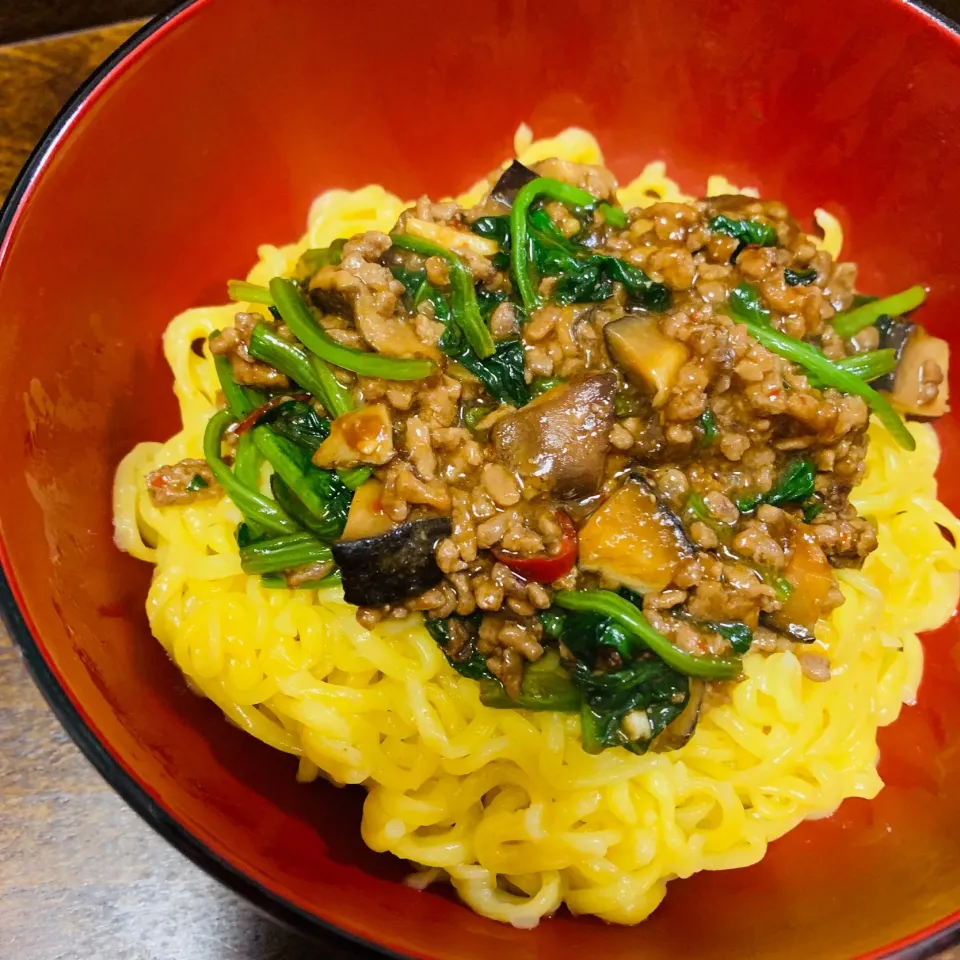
[708,214,777,247]
[424,600,698,754]
[831,285,926,338]
[554,590,742,680]
[213,356,353,540]
[390,265,530,408]
[388,233,495,359]
[728,282,914,451]
[509,177,670,312]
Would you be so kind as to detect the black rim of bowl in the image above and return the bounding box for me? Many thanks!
[0,2,959,958]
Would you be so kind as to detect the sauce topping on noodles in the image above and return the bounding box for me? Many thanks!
[114,129,960,926]
[143,153,949,755]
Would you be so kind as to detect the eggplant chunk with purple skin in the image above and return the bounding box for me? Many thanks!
[332,517,452,607]
[491,372,616,500]
[489,159,538,208]
[578,477,694,594]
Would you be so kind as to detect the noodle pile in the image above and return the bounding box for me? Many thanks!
[113,128,960,926]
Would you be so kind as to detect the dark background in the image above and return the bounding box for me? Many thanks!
[0,1,167,45]
[2,0,960,45]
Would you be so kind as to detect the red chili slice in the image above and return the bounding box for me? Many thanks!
[234,393,312,436]
[492,510,578,583]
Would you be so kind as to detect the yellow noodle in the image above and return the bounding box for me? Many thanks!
[112,127,957,927]
[814,208,844,258]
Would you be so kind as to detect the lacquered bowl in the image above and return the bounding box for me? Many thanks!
[2,1,960,957]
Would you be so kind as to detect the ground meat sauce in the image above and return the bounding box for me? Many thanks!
[146,458,220,506]
[147,158,948,751]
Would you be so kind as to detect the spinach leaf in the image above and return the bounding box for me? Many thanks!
[260,400,330,453]
[737,458,816,513]
[571,658,689,755]
[269,471,350,541]
[472,215,511,248]
[185,473,209,492]
[672,610,753,654]
[530,376,564,398]
[527,211,670,311]
[476,287,510,319]
[768,459,816,505]
[784,267,817,286]
[555,587,744,682]
[705,620,753,653]
[708,214,777,247]
[392,250,530,407]
[546,584,694,749]
[424,615,491,679]
[390,264,425,299]
[295,238,346,279]
[462,404,494,432]
[391,266,452,320]
[540,245,671,310]
[477,206,669,311]
[551,260,614,305]
[729,281,771,324]
[266,444,351,540]
[392,267,526,405]
[540,609,566,639]
[670,607,753,653]
[736,493,763,513]
[471,216,512,269]
[390,266,440,315]
[421,283,452,322]
[530,212,581,273]
[699,409,719,445]
[235,522,265,549]
[440,323,530,408]
[389,233,496,359]
[618,587,646,608]
[602,258,672,311]
[479,671,581,711]
[529,206,581,242]
[560,608,635,663]
[802,496,825,523]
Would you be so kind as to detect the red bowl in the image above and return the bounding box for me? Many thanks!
[3,0,960,956]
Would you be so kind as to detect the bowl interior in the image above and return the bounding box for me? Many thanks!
[2,1,960,957]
